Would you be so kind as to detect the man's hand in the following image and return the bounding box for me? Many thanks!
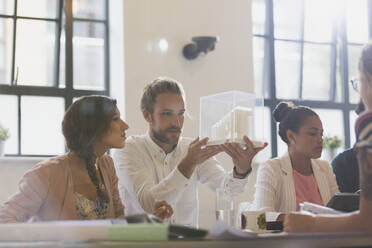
[222,136,267,175]
[185,137,222,165]
[153,200,173,220]
[178,137,222,178]
[283,212,315,233]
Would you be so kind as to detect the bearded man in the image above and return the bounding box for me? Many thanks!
[113,77,266,227]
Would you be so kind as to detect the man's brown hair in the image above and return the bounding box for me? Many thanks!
[140,77,186,114]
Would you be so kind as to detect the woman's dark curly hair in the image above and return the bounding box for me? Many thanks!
[62,95,117,202]
[273,101,318,144]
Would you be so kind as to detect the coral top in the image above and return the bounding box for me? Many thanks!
[293,169,324,211]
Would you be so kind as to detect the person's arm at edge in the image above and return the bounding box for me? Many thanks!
[284,211,365,233]
[0,164,49,223]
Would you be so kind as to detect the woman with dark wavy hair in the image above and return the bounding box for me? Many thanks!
[0,95,172,222]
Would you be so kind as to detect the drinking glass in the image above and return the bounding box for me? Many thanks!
[215,188,234,226]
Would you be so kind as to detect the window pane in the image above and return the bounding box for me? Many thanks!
[274,0,302,40]
[59,29,66,88]
[0,0,14,15]
[0,95,18,154]
[346,0,369,44]
[348,45,363,104]
[335,44,342,103]
[0,18,13,85]
[252,0,266,35]
[255,107,272,162]
[350,110,358,147]
[275,41,301,99]
[253,37,269,98]
[15,20,56,86]
[303,0,335,42]
[73,0,105,20]
[21,96,64,155]
[18,0,58,19]
[302,44,331,101]
[73,21,105,90]
[314,109,344,159]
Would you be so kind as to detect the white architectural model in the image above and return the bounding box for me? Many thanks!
[200,91,264,147]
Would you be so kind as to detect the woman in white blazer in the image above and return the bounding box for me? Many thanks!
[284,41,372,234]
[253,102,339,217]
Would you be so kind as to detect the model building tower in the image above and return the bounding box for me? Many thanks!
[211,107,253,141]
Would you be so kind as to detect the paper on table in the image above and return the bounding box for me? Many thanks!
[300,202,343,215]
[206,221,257,240]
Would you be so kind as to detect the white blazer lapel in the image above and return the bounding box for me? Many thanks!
[312,160,330,205]
[279,152,297,212]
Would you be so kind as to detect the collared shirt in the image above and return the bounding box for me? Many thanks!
[113,133,248,227]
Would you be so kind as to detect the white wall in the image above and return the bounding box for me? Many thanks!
[109,0,125,116]
[123,0,254,229]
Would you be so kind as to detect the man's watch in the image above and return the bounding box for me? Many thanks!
[233,166,252,179]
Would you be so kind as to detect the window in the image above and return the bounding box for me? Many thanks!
[252,0,372,157]
[0,0,109,156]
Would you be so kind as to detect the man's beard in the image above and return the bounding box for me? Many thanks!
[152,126,181,145]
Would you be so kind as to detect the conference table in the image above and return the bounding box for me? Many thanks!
[1,232,372,248]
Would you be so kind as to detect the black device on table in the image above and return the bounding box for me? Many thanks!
[326,192,360,212]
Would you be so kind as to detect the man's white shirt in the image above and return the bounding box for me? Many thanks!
[113,133,248,227]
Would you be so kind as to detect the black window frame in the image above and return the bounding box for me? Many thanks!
[0,0,110,157]
[253,0,372,158]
